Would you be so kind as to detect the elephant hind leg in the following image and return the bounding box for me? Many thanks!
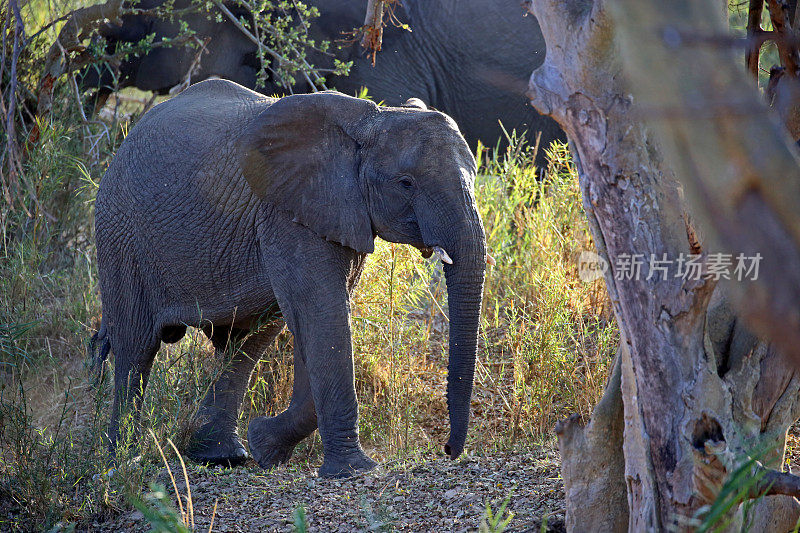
[107,329,160,458]
[101,250,164,458]
[186,322,284,467]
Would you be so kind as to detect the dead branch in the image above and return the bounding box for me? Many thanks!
[360,0,403,66]
[753,466,800,498]
[767,0,800,77]
[361,0,384,65]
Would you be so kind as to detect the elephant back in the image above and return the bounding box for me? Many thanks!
[131,79,273,154]
[99,80,273,203]
[95,79,275,299]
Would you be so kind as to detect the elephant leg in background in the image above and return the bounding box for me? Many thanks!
[247,344,318,469]
[187,321,284,466]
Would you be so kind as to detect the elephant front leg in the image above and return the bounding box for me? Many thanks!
[253,241,374,477]
[187,324,282,466]
[307,326,377,478]
[248,322,376,478]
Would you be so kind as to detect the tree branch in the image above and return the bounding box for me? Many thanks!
[211,0,323,90]
[747,0,765,77]
[753,467,800,498]
[767,0,800,76]
[3,0,35,216]
[360,0,384,66]
[33,0,125,141]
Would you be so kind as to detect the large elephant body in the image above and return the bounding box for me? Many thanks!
[83,0,564,150]
[93,79,487,477]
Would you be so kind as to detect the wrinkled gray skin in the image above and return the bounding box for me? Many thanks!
[92,79,486,478]
[81,0,564,152]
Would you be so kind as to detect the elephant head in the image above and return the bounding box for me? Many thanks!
[238,92,486,459]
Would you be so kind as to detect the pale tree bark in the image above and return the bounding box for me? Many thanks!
[555,343,627,531]
[612,0,800,376]
[525,0,800,530]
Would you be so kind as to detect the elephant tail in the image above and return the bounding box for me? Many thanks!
[88,318,111,386]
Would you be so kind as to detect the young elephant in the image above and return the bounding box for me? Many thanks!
[92,79,486,478]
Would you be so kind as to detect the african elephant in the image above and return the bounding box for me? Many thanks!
[80,0,564,152]
[91,78,487,478]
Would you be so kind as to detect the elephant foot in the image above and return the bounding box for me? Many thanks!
[318,450,377,479]
[247,416,300,470]
[186,425,249,467]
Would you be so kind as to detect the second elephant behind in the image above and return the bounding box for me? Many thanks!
[81,0,564,153]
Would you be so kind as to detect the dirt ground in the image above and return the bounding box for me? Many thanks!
[16,360,800,532]
[10,407,800,531]
[90,420,800,533]
[95,448,565,532]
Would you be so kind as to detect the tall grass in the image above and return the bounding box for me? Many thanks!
[474,137,616,445]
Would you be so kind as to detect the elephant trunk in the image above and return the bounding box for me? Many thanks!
[440,219,486,459]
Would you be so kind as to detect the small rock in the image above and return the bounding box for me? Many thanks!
[444,488,458,499]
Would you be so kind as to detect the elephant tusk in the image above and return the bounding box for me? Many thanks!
[433,246,453,265]
[486,253,496,267]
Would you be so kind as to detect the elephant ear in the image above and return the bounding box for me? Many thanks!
[238,92,379,253]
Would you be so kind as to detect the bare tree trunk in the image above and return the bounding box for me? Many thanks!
[555,343,627,531]
[525,0,800,529]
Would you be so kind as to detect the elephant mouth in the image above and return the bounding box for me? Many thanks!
[417,245,452,264]
[417,245,495,267]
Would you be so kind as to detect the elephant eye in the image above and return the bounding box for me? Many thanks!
[397,176,414,189]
